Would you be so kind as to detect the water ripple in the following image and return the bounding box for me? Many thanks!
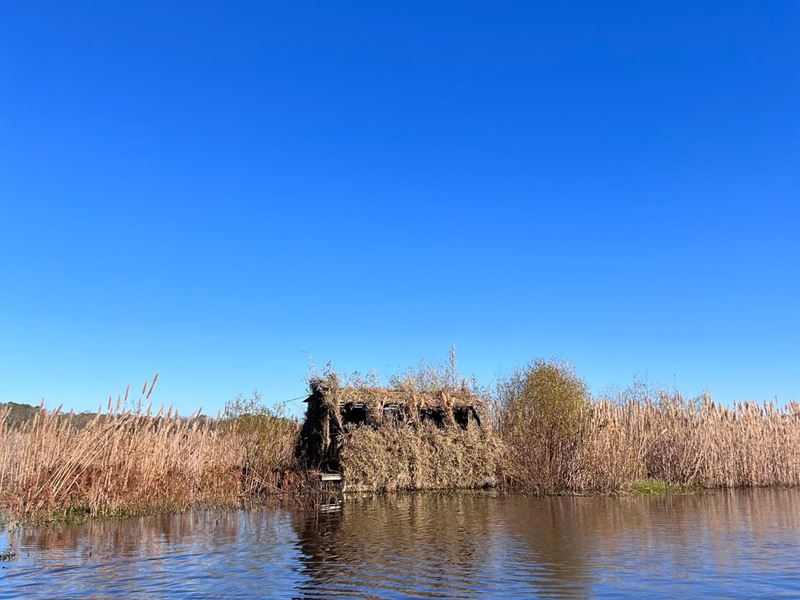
[1,489,799,598]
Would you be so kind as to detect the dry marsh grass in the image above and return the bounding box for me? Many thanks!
[302,353,501,492]
[340,423,500,492]
[2,359,797,523]
[0,395,304,523]
[496,361,800,493]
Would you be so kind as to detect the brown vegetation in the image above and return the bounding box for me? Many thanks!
[496,360,800,493]
[1,359,798,524]
[295,369,499,492]
[341,424,500,492]
[295,365,498,492]
[0,392,305,523]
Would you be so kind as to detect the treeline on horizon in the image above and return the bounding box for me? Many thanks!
[1,358,798,525]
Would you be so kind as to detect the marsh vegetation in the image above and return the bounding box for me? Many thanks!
[496,360,800,494]
[1,360,797,524]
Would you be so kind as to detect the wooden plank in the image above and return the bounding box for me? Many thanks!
[320,473,342,482]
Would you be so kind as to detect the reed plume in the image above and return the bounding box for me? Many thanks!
[0,397,302,522]
[496,361,800,493]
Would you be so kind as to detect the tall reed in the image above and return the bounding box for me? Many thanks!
[0,399,302,522]
[496,361,800,493]
[2,360,798,523]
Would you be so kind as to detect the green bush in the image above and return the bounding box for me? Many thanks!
[497,359,590,492]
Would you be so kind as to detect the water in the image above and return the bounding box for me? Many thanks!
[1,489,799,598]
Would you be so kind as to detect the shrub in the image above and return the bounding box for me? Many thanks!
[497,359,590,492]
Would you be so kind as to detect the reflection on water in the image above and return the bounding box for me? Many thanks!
[2,489,799,598]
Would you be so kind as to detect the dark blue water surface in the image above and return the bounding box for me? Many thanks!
[2,489,799,598]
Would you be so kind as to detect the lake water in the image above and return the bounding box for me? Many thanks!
[1,489,798,598]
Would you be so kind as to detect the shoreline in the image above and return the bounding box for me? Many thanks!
[5,480,800,531]
[3,363,798,528]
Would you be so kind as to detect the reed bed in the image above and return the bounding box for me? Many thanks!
[0,400,304,523]
[1,359,797,523]
[496,361,800,493]
[603,395,800,490]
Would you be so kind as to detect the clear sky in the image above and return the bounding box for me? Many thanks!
[1,1,798,416]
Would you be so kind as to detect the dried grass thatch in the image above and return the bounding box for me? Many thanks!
[295,374,499,491]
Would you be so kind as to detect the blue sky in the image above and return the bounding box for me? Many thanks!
[1,1,798,415]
